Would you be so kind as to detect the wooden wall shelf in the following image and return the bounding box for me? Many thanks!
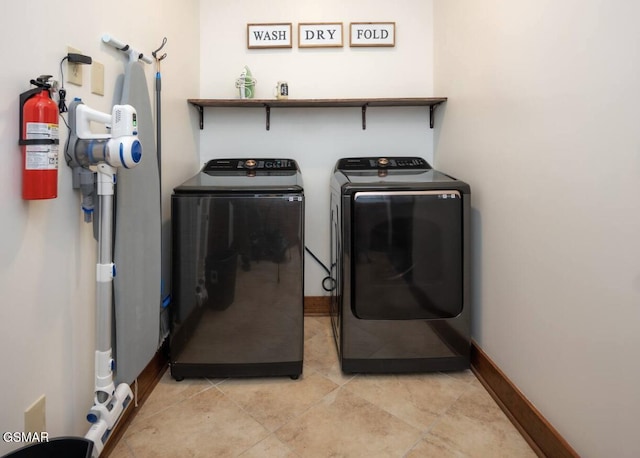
[187,97,447,130]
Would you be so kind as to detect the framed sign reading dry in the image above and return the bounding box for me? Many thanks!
[298,22,343,48]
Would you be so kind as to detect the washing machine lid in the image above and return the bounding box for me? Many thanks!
[174,158,304,193]
[335,157,466,188]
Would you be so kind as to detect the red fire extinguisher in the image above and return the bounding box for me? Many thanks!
[19,75,59,200]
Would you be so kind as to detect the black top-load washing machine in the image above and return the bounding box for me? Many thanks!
[170,159,304,380]
[330,157,471,373]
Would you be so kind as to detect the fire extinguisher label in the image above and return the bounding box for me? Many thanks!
[26,122,59,140]
[25,145,59,170]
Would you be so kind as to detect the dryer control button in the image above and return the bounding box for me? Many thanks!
[377,157,389,167]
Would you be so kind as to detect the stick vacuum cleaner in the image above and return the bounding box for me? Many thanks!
[66,99,142,456]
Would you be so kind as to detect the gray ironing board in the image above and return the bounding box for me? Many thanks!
[113,60,161,384]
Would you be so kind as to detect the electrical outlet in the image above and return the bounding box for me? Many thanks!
[92,61,105,96]
[24,395,46,433]
[67,46,83,86]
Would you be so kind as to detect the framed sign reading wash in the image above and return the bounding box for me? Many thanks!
[247,23,293,48]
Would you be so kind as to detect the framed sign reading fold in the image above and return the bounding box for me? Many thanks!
[298,23,344,48]
[247,23,293,49]
[350,22,396,47]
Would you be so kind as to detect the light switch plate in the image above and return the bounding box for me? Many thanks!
[92,61,105,96]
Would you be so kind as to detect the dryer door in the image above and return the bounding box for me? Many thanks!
[352,190,463,320]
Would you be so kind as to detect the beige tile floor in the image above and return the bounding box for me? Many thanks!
[110,317,536,458]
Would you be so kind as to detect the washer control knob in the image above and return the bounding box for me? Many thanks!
[244,159,257,169]
[377,157,389,167]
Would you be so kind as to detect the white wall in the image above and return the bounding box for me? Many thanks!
[199,0,435,295]
[434,1,640,456]
[0,2,199,454]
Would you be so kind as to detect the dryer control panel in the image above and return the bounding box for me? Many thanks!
[204,158,298,172]
[336,157,431,171]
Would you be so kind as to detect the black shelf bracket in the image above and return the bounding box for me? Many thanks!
[195,104,204,130]
[265,105,271,130]
[363,102,435,130]
[362,105,368,130]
